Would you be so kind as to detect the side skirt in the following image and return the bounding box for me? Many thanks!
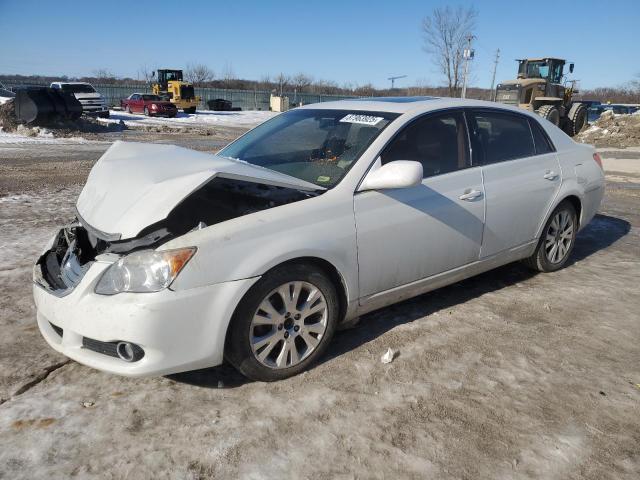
[355,240,537,317]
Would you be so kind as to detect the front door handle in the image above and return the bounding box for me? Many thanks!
[543,170,559,180]
[459,189,483,201]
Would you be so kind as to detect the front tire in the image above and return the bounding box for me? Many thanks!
[144,106,150,116]
[522,201,577,272]
[226,264,339,381]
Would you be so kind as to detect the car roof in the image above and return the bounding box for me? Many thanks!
[298,96,532,115]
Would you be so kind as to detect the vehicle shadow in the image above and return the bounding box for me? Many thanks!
[321,214,630,366]
[169,213,630,389]
[566,213,631,265]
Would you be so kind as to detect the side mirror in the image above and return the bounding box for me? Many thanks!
[569,63,574,73]
[359,160,423,191]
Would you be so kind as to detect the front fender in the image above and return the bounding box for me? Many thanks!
[163,195,359,303]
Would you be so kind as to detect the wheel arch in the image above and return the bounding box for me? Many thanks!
[223,255,351,350]
[562,194,583,228]
[537,193,583,240]
[271,257,349,324]
[221,255,352,368]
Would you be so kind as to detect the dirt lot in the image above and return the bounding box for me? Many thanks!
[0,131,639,479]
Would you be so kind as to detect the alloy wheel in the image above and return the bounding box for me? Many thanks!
[249,281,328,369]
[545,210,574,264]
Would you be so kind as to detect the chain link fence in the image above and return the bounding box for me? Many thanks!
[3,81,360,111]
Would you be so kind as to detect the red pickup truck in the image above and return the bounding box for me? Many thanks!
[121,93,178,117]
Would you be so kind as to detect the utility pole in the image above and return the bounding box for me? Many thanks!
[461,35,475,99]
[388,75,407,89]
[489,48,500,101]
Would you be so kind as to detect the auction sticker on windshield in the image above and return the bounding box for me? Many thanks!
[340,114,384,126]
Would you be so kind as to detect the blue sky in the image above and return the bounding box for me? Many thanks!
[1,0,638,90]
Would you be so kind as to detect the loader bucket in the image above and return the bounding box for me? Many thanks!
[14,87,82,125]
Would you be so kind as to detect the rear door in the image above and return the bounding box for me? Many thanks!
[354,110,485,298]
[467,109,561,258]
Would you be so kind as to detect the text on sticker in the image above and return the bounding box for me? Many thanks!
[340,114,384,126]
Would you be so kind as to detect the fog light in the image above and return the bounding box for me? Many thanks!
[116,342,144,362]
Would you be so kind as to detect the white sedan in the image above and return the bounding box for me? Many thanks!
[33,97,605,381]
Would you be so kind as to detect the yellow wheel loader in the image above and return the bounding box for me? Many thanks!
[495,58,587,136]
[152,69,200,113]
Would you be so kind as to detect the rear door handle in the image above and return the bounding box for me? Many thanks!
[459,189,483,201]
[543,170,559,180]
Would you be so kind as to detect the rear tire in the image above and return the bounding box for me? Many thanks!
[225,263,339,381]
[537,104,561,126]
[564,103,588,136]
[522,201,577,272]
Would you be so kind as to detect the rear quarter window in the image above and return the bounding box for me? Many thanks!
[470,110,535,165]
[529,118,555,154]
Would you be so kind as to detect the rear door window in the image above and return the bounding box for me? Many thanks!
[468,110,535,165]
[381,111,470,178]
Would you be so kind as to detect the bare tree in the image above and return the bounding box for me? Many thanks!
[92,69,116,83]
[222,61,236,88]
[185,63,214,87]
[631,73,640,94]
[354,83,376,97]
[138,65,156,84]
[275,73,290,96]
[422,6,477,97]
[291,73,313,92]
[258,74,273,91]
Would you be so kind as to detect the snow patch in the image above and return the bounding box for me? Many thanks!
[97,109,277,130]
[0,129,90,145]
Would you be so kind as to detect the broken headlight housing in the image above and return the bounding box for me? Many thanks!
[95,247,196,295]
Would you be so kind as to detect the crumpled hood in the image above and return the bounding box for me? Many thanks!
[76,141,322,240]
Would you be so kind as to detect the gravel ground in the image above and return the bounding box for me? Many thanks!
[0,134,639,479]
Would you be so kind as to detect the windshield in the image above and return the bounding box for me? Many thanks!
[142,94,162,101]
[61,84,96,94]
[219,109,398,188]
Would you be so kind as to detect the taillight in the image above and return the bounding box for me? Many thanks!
[593,152,603,170]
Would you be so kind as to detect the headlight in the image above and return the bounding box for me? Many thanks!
[151,103,158,110]
[95,247,196,295]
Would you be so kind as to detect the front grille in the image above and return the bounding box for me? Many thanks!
[49,322,63,338]
[82,337,119,358]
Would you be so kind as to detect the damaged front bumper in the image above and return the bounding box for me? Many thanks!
[33,227,259,377]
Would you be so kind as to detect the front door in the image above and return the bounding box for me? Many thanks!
[354,111,485,298]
